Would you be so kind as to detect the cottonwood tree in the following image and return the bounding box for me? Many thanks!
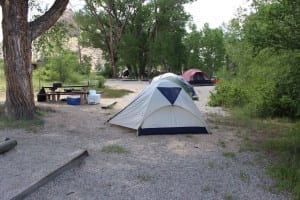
[77,0,192,78]
[184,24,203,69]
[148,0,191,73]
[76,0,141,78]
[199,23,225,76]
[183,23,225,76]
[0,0,69,119]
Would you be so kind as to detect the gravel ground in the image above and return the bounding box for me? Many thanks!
[0,130,85,200]
[0,80,291,200]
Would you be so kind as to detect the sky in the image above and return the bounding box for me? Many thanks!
[0,0,250,40]
[184,0,250,29]
[70,0,251,29]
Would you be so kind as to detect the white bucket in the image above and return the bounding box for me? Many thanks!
[88,93,101,105]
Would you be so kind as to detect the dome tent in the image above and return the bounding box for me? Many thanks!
[108,79,211,136]
[152,73,198,100]
[182,68,213,85]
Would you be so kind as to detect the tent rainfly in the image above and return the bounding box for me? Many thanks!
[108,79,211,136]
[151,72,198,100]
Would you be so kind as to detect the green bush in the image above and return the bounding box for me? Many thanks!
[209,80,248,107]
[97,75,106,88]
[209,49,300,118]
[272,55,300,118]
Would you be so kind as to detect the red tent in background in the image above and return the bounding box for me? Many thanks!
[182,68,213,85]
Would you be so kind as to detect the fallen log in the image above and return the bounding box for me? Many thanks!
[0,139,17,154]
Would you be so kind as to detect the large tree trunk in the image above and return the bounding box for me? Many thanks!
[0,0,69,119]
[2,1,34,119]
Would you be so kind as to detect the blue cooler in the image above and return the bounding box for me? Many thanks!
[67,96,81,105]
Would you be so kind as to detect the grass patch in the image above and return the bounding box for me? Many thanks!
[222,151,236,158]
[137,174,152,182]
[101,144,128,154]
[202,185,212,192]
[208,161,216,169]
[214,109,298,198]
[36,106,56,115]
[0,117,44,131]
[239,141,257,152]
[239,170,250,183]
[101,86,133,98]
[265,122,300,199]
[223,193,234,200]
[230,115,299,198]
[218,139,226,148]
[0,105,44,131]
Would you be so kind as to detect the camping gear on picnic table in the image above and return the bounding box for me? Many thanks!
[108,78,211,136]
[38,83,89,104]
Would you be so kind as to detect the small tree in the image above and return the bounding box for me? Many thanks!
[42,50,82,83]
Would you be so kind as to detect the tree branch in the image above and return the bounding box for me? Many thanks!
[29,0,69,41]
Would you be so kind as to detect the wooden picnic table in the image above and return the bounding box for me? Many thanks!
[43,85,89,104]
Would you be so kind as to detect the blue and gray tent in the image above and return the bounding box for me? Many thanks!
[108,79,211,136]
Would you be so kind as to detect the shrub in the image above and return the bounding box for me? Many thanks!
[209,49,300,119]
[209,80,248,107]
[97,75,106,88]
[272,56,300,118]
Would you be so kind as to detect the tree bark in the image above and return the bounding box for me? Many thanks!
[0,0,68,119]
[107,3,117,78]
[1,0,34,119]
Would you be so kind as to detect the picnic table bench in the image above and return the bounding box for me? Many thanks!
[43,85,89,104]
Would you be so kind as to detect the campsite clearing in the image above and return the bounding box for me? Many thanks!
[0,80,290,200]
